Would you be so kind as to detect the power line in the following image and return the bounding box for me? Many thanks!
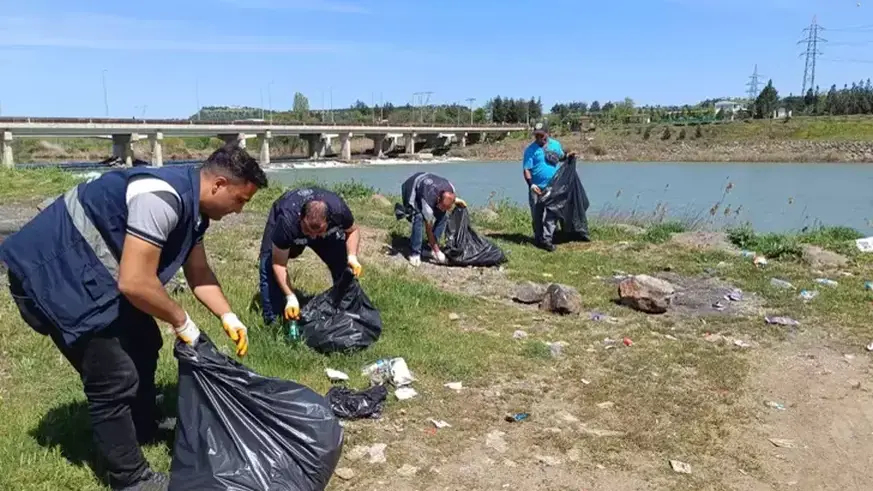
[746,64,763,100]
[798,15,827,95]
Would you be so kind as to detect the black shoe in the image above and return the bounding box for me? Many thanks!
[536,241,556,252]
[114,469,170,491]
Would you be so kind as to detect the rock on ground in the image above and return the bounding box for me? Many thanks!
[539,284,582,315]
[618,275,675,314]
[670,231,739,254]
[513,281,547,304]
[334,468,355,480]
[802,245,849,270]
[370,194,393,207]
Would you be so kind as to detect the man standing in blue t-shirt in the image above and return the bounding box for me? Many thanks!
[523,121,570,251]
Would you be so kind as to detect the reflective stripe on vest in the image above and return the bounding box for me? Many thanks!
[63,185,120,280]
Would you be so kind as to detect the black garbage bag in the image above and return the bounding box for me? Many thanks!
[299,269,382,354]
[169,334,344,491]
[540,156,591,241]
[326,385,388,420]
[443,206,506,267]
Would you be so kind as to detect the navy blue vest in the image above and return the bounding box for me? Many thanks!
[0,166,209,346]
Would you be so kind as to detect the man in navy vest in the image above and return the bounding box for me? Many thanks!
[0,143,268,491]
[258,187,361,325]
[395,172,466,266]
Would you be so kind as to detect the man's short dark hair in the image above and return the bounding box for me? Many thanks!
[201,142,269,188]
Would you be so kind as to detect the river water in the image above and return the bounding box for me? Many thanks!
[267,160,873,234]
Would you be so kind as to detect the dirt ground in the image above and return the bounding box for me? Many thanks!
[3,204,872,490]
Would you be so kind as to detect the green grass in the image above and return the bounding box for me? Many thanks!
[3,172,873,489]
[0,167,84,202]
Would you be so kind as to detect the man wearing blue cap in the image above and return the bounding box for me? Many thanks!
[522,121,571,251]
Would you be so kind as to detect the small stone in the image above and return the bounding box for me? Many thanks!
[335,468,355,480]
[670,460,692,474]
[368,443,388,464]
[444,381,463,391]
[513,281,547,304]
[513,330,529,339]
[396,464,419,477]
[535,455,562,466]
[596,464,606,470]
[596,401,615,410]
[539,284,583,315]
[503,459,518,468]
[546,341,568,358]
[850,380,862,390]
[581,378,591,385]
[560,412,579,423]
[448,312,461,321]
[618,275,675,314]
[566,448,582,462]
[346,445,369,462]
[486,430,508,454]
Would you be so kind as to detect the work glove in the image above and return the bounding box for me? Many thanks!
[454,198,467,208]
[409,254,421,267]
[285,293,300,321]
[174,313,201,345]
[221,312,249,357]
[348,255,362,277]
[530,184,542,195]
[433,249,447,264]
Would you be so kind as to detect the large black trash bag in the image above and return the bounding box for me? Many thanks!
[169,334,344,491]
[443,206,507,267]
[540,156,591,241]
[299,269,382,354]
[326,385,388,420]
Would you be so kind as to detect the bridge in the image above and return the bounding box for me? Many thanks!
[0,117,529,168]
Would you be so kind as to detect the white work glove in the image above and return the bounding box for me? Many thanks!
[409,254,421,267]
[221,312,249,357]
[174,313,201,345]
[433,250,447,264]
[285,293,300,321]
[530,184,542,195]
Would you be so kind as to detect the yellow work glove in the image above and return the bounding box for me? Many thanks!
[284,293,300,321]
[174,313,201,345]
[348,255,362,277]
[454,198,467,208]
[221,312,249,357]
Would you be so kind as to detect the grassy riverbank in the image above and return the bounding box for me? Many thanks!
[1,170,873,490]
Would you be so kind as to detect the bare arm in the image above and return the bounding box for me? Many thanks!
[118,234,187,328]
[271,244,293,296]
[182,242,232,318]
[425,220,438,252]
[524,169,533,187]
[345,224,360,257]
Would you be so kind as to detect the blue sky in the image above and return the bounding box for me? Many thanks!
[0,0,870,118]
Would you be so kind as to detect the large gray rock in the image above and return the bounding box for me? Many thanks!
[513,281,547,304]
[618,274,675,314]
[802,245,849,270]
[539,284,582,315]
[370,194,392,208]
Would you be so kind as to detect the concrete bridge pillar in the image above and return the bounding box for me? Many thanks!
[112,134,134,167]
[404,133,417,155]
[339,132,352,161]
[258,131,272,165]
[219,133,246,149]
[1,131,13,169]
[150,132,164,167]
[456,132,467,148]
[305,134,326,159]
[368,134,386,158]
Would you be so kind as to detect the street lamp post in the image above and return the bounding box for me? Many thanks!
[268,81,274,124]
[102,70,109,117]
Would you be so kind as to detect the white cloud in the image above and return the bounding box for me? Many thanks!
[0,13,349,52]
[214,0,368,14]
